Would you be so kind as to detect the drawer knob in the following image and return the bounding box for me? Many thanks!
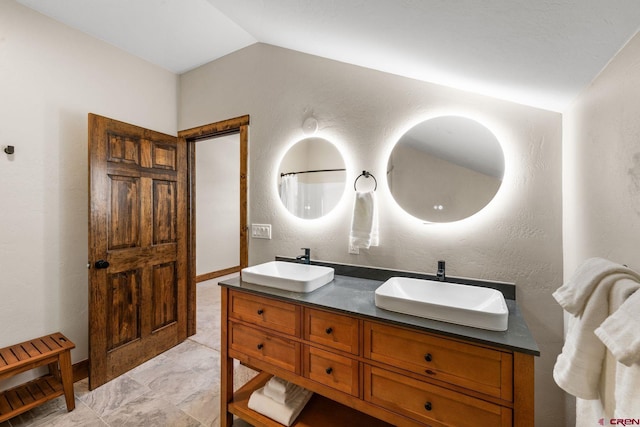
[257,343,264,350]
[424,353,433,362]
[257,309,264,315]
[424,402,432,411]
[325,367,333,374]
[325,327,333,334]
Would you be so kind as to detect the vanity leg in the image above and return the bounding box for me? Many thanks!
[513,352,535,427]
[220,287,234,427]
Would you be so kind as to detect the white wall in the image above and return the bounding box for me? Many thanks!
[180,43,565,426]
[563,30,640,425]
[0,0,178,378]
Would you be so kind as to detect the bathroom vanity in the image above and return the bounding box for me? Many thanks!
[219,261,539,427]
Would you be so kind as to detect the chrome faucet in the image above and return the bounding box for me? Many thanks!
[296,248,311,264]
[437,260,446,281]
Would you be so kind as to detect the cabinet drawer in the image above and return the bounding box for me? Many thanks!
[229,290,301,337]
[229,322,300,374]
[364,366,512,427]
[303,346,359,396]
[364,322,512,400]
[304,308,360,355]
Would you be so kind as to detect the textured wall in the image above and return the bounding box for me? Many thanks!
[563,31,640,276]
[0,1,178,376]
[563,31,640,425]
[180,43,564,425]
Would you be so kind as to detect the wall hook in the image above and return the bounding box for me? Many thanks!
[4,146,14,155]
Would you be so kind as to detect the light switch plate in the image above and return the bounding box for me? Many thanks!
[251,224,272,239]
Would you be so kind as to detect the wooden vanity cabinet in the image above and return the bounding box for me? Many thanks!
[221,288,535,427]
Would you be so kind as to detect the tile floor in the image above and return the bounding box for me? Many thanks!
[1,274,256,427]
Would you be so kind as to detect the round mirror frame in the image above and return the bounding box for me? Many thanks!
[277,137,347,219]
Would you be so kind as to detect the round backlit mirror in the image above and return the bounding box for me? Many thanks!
[387,116,504,222]
[278,137,346,219]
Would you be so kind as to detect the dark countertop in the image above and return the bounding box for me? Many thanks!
[219,271,540,356]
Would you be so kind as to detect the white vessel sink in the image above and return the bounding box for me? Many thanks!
[374,277,508,331]
[241,261,334,293]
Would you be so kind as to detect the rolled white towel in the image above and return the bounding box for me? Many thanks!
[248,386,313,426]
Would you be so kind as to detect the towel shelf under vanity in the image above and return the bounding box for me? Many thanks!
[220,284,535,427]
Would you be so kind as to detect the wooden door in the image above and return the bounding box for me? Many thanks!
[88,114,188,389]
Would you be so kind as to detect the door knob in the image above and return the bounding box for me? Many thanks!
[94,260,110,269]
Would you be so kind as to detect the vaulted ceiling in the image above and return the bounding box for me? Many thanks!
[16,0,640,111]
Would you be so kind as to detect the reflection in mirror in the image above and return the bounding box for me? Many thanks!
[278,137,346,219]
[387,116,504,222]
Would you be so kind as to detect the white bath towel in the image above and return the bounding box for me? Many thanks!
[552,257,640,315]
[553,273,633,399]
[349,191,379,250]
[613,357,640,418]
[248,385,313,426]
[595,283,640,366]
[576,277,640,424]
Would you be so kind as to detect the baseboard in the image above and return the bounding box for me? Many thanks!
[196,266,240,283]
[72,359,89,383]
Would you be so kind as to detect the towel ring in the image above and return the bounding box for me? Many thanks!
[354,170,377,191]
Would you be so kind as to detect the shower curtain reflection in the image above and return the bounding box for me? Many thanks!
[280,176,343,219]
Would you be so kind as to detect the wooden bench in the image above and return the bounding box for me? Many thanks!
[0,333,75,422]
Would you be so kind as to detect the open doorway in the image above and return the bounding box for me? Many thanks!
[195,133,241,281]
[179,115,249,336]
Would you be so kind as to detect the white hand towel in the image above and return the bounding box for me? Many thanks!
[349,191,379,250]
[552,257,640,315]
[248,386,313,426]
[553,273,631,399]
[595,283,640,366]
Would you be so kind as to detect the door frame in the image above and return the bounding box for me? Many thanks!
[178,115,249,336]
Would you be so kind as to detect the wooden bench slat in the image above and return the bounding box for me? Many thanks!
[49,334,74,351]
[42,375,62,393]
[41,336,62,352]
[38,337,55,352]
[30,340,50,355]
[5,390,22,411]
[9,345,29,362]
[21,342,42,358]
[0,349,19,366]
[25,382,45,401]
[16,387,34,406]
[0,394,12,415]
